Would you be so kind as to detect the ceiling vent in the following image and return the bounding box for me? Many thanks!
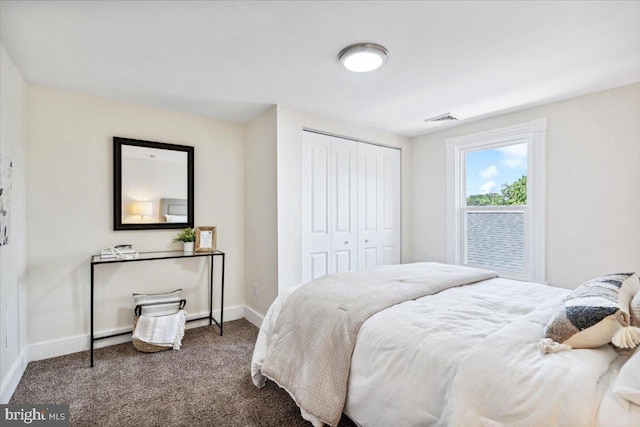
[423,113,462,126]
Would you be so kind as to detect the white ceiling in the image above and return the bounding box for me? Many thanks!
[1,1,639,137]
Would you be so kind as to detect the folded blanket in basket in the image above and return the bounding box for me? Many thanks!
[132,310,187,350]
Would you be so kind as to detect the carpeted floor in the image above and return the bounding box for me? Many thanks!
[10,319,356,426]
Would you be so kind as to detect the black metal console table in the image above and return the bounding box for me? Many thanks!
[89,250,225,367]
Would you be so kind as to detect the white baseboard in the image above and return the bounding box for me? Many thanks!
[244,306,264,328]
[1,347,28,404]
[29,305,245,362]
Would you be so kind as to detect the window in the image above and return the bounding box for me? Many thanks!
[446,119,546,282]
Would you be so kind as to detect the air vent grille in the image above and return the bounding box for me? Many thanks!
[424,112,462,124]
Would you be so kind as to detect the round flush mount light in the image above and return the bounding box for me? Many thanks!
[338,43,389,72]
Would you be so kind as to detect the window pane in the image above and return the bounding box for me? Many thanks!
[465,143,527,206]
[465,211,525,272]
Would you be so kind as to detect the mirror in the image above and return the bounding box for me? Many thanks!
[114,137,194,230]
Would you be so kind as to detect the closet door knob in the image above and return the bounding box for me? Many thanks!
[365,239,369,243]
[344,241,349,245]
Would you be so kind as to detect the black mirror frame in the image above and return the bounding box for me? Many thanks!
[113,137,194,231]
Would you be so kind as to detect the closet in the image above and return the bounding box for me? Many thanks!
[302,130,401,283]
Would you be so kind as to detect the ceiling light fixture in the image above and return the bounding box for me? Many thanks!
[338,43,389,73]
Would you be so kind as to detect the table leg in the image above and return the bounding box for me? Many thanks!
[90,263,94,368]
[209,254,214,327]
[220,253,225,336]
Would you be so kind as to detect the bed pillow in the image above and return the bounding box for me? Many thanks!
[165,214,188,223]
[133,289,183,317]
[631,291,640,327]
[613,349,640,408]
[541,273,640,353]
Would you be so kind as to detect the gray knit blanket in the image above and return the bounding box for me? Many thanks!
[260,262,497,426]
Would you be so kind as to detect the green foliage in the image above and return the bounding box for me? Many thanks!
[172,227,196,243]
[466,175,527,206]
[501,175,527,205]
[466,193,503,206]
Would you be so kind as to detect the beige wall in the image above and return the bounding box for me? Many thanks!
[26,85,245,355]
[245,105,413,317]
[0,44,28,402]
[277,106,412,292]
[244,107,278,318]
[411,82,640,289]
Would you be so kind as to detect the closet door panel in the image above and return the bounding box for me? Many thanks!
[302,132,332,282]
[334,250,351,274]
[310,252,329,280]
[331,137,357,274]
[380,147,401,265]
[364,155,378,230]
[364,247,378,269]
[358,143,381,269]
[311,145,329,233]
[382,246,396,264]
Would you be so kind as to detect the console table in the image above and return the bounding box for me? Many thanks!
[89,250,225,367]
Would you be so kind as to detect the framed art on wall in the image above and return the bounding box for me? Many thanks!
[195,226,217,252]
[0,155,12,246]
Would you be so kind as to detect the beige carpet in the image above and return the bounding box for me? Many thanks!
[10,319,356,427]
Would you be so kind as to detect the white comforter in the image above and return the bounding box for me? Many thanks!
[252,277,640,426]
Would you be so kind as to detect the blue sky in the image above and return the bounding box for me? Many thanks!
[465,143,528,196]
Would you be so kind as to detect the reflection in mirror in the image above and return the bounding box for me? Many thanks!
[121,145,188,224]
[114,138,194,230]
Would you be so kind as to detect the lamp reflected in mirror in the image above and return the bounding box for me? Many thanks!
[130,201,153,222]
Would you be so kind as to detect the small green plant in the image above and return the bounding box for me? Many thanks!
[172,227,196,243]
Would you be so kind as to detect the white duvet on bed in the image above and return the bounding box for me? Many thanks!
[252,277,640,426]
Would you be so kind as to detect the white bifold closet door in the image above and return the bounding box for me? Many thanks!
[357,142,401,269]
[302,131,400,283]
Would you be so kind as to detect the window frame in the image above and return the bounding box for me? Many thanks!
[446,119,546,282]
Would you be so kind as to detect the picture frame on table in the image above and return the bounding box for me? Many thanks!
[195,226,217,252]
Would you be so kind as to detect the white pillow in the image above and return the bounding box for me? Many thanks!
[614,349,640,408]
[632,291,640,327]
[133,289,183,317]
[165,214,188,223]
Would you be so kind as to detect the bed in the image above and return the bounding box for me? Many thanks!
[251,263,640,427]
[159,198,187,222]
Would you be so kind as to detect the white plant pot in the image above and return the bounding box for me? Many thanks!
[183,242,194,252]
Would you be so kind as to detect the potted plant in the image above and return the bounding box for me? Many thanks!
[173,227,196,252]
